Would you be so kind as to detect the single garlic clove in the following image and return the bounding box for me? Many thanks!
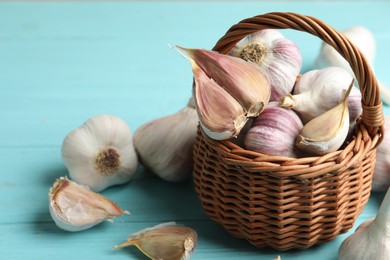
[244,102,303,157]
[183,51,248,140]
[296,80,353,156]
[228,29,302,101]
[62,114,138,192]
[280,67,362,125]
[177,46,271,117]
[133,98,198,182]
[114,222,197,260]
[49,176,129,232]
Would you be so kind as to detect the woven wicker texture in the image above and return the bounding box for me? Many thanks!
[192,12,384,251]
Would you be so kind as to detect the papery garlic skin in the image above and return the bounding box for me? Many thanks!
[280,67,362,125]
[372,116,390,191]
[62,114,138,192]
[338,187,390,260]
[296,81,353,156]
[228,29,302,101]
[114,222,197,260]
[133,98,198,182]
[244,102,303,157]
[49,177,128,232]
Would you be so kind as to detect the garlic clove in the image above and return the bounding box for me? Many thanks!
[228,29,302,101]
[177,46,271,117]
[133,98,198,182]
[244,102,303,157]
[372,116,390,191]
[62,114,138,192]
[49,176,129,232]
[296,80,353,155]
[280,67,362,125]
[113,222,197,260]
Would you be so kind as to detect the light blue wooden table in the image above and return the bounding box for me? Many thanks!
[1,1,390,259]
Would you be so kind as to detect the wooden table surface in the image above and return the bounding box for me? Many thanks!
[1,1,390,259]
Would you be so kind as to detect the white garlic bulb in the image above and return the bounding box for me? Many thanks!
[62,114,138,192]
[49,177,129,232]
[338,186,390,260]
[280,67,362,125]
[133,98,198,182]
[315,26,376,75]
[372,116,390,191]
[228,29,302,101]
[244,102,303,157]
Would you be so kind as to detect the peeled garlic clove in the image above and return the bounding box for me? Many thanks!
[296,80,353,155]
[49,176,128,232]
[228,29,302,101]
[244,102,303,157]
[177,46,271,117]
[372,116,390,191]
[114,222,197,260]
[133,98,198,182]
[62,114,138,192]
[280,67,362,125]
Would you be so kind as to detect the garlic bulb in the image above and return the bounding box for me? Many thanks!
[296,80,353,155]
[244,102,303,157]
[315,26,376,75]
[133,98,198,182]
[228,29,302,101]
[372,116,390,191]
[62,114,138,192]
[280,67,362,125]
[338,186,390,260]
[114,222,197,260]
[49,176,129,232]
[177,46,271,140]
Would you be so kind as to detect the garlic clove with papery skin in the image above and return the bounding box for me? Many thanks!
[49,176,129,232]
[244,102,303,157]
[338,187,390,260]
[176,46,271,118]
[114,222,197,260]
[133,98,198,182]
[228,29,302,101]
[61,114,138,192]
[296,80,353,156]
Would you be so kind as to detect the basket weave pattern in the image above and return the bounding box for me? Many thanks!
[192,12,384,251]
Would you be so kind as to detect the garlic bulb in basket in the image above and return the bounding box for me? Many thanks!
[228,29,302,101]
[280,67,362,125]
[372,116,390,191]
[62,114,138,192]
[133,98,198,182]
[338,186,390,260]
[177,46,271,140]
[244,102,303,157]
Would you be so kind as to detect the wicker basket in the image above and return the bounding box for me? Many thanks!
[192,12,385,251]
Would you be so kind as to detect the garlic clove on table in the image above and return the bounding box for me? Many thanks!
[49,176,129,232]
[296,80,353,156]
[372,116,390,191]
[114,222,197,260]
[61,114,138,192]
[133,98,198,182]
[228,29,302,101]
